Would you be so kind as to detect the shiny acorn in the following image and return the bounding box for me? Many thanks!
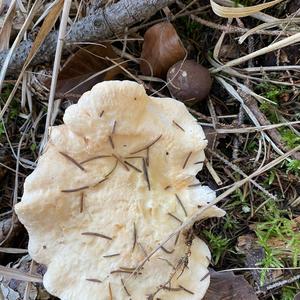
[167,60,212,104]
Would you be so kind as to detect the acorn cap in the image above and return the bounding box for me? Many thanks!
[167,60,212,104]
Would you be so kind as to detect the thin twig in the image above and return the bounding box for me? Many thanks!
[205,160,222,185]
[207,147,279,201]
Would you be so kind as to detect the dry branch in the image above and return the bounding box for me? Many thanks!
[0,0,175,75]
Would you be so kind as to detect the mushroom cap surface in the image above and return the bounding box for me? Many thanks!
[15,81,225,300]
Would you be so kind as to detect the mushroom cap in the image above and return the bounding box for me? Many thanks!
[15,81,225,300]
[140,22,186,78]
[167,60,212,104]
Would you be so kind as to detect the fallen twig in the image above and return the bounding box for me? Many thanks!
[0,0,176,74]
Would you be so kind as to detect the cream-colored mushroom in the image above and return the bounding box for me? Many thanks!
[15,81,225,300]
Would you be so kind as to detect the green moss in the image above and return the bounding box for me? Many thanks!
[223,215,239,231]
[260,100,279,123]
[282,286,298,300]
[255,202,300,284]
[0,84,20,121]
[246,140,258,153]
[280,129,300,149]
[257,83,299,154]
[203,230,230,264]
[0,123,4,139]
[30,143,37,152]
[285,160,300,176]
[267,170,276,185]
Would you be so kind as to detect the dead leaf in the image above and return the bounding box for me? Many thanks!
[203,270,259,300]
[0,218,12,243]
[0,0,15,51]
[288,0,300,15]
[219,44,240,60]
[294,216,300,224]
[52,44,124,102]
[210,0,284,18]
[140,22,186,78]
[23,0,64,69]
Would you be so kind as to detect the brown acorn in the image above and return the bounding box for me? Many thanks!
[167,60,212,104]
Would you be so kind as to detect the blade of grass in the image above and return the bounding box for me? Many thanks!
[42,0,72,150]
[238,17,300,44]
[0,265,43,283]
[215,76,288,159]
[213,33,300,72]
[0,0,16,51]
[0,247,28,254]
[210,0,284,18]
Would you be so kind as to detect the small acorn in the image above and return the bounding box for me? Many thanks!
[167,60,212,104]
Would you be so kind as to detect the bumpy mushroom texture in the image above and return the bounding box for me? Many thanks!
[15,81,225,300]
